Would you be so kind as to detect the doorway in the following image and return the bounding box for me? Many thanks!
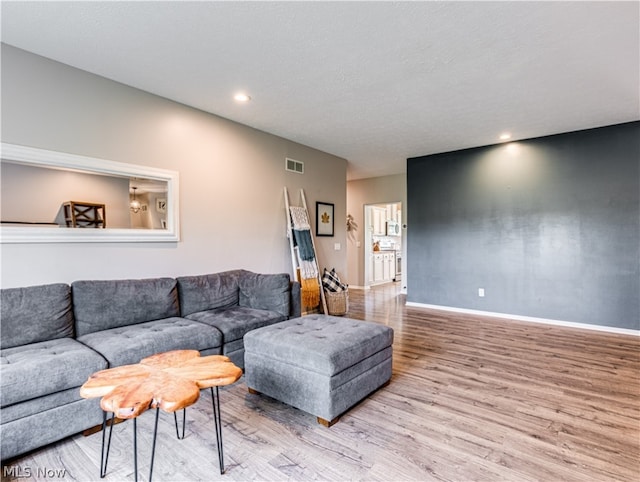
[364,202,403,290]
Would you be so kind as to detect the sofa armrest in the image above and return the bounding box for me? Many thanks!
[289,281,301,319]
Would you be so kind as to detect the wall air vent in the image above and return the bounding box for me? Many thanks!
[285,157,304,174]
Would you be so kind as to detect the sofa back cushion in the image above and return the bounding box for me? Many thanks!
[72,278,180,337]
[1,283,74,349]
[177,270,241,316]
[239,271,291,318]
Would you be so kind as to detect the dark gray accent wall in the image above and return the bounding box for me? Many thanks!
[407,122,639,330]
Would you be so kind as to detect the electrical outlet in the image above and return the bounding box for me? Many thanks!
[478,288,485,297]
[334,243,341,250]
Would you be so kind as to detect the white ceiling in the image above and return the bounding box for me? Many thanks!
[2,1,638,180]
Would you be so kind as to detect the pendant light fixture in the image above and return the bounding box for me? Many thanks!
[130,187,141,213]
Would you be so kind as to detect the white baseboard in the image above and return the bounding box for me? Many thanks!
[405,302,640,337]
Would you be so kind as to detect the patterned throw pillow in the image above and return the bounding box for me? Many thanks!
[322,268,348,292]
[331,269,348,291]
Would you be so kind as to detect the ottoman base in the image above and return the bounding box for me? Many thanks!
[244,315,394,426]
[249,379,391,427]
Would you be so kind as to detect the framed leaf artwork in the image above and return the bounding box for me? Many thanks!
[316,202,334,237]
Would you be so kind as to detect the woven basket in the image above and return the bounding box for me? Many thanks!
[325,289,349,316]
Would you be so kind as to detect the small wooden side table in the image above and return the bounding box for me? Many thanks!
[80,350,242,481]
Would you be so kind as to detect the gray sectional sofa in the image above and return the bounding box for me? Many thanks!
[0,269,300,461]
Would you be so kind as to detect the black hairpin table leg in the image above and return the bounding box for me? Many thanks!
[174,408,187,439]
[100,411,115,478]
[148,408,161,482]
[211,386,225,474]
[99,408,163,482]
[133,418,138,482]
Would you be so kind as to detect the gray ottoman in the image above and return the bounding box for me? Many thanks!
[244,314,393,426]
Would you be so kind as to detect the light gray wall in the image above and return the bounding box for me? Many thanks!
[346,174,406,287]
[1,44,347,288]
[407,122,639,330]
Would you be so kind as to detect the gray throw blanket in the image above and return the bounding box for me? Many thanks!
[293,229,315,261]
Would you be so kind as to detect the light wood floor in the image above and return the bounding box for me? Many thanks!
[3,284,639,481]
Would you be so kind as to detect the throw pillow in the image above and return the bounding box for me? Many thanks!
[322,268,348,292]
[330,268,348,291]
[322,268,343,292]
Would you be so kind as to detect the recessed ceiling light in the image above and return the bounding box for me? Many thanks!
[234,93,251,102]
[499,133,512,141]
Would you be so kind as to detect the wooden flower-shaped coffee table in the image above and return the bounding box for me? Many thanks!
[81,350,242,480]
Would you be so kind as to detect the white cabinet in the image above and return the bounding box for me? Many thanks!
[390,252,396,280]
[373,253,384,282]
[371,252,395,285]
[383,252,395,281]
[372,206,386,235]
[382,253,391,280]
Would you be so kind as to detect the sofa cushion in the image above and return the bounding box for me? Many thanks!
[77,317,223,367]
[1,283,74,350]
[186,306,286,343]
[72,278,180,337]
[177,270,242,316]
[0,338,108,407]
[238,271,291,317]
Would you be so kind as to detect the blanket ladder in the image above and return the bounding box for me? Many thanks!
[284,187,328,315]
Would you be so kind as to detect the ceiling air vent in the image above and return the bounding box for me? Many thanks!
[285,157,304,174]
